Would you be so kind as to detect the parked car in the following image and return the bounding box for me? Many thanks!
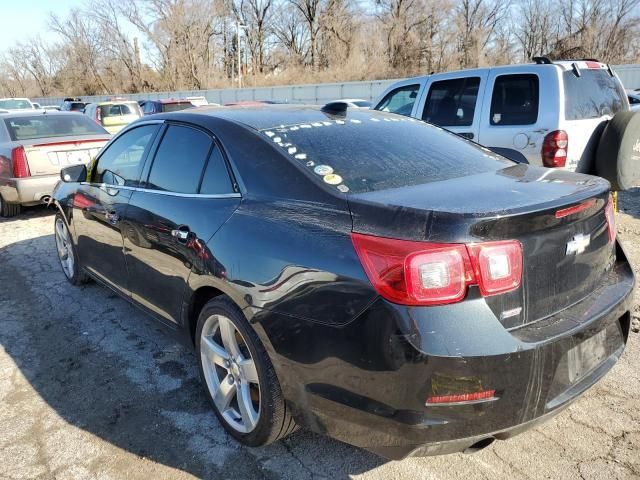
[60,98,87,112]
[0,111,110,217]
[139,99,195,115]
[332,98,372,108]
[374,58,630,175]
[52,105,634,459]
[186,96,209,107]
[83,100,143,134]
[627,90,640,111]
[0,98,36,112]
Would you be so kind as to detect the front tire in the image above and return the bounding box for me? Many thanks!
[0,194,20,218]
[54,213,88,285]
[196,297,297,446]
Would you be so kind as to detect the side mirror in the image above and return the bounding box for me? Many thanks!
[61,164,87,183]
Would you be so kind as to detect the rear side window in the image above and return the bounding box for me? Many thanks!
[375,85,420,116]
[490,74,539,125]
[4,114,107,141]
[93,125,158,186]
[265,114,510,194]
[147,125,212,193]
[200,148,234,194]
[422,77,480,127]
[563,70,627,120]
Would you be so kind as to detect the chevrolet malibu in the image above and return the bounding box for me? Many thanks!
[51,105,635,459]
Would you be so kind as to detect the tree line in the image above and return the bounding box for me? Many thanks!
[1,0,639,98]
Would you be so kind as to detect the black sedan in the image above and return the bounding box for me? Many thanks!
[51,105,635,459]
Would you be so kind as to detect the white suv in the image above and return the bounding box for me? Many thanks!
[374,59,630,174]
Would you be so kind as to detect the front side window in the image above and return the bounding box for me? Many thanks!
[422,77,480,127]
[92,125,158,186]
[146,125,212,193]
[490,74,539,125]
[375,85,420,117]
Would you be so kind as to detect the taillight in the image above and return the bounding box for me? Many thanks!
[95,107,102,123]
[542,130,568,168]
[11,146,30,178]
[605,194,616,243]
[426,389,496,405]
[351,233,522,306]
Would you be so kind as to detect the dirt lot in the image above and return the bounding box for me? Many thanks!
[0,191,639,480]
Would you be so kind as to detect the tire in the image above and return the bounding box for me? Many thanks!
[0,194,20,217]
[196,296,297,446]
[54,213,89,285]
[595,110,640,191]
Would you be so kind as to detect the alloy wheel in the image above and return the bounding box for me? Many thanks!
[200,314,261,433]
[55,218,74,279]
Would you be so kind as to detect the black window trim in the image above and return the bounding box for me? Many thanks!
[489,73,540,126]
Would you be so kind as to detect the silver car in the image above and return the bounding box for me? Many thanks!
[0,111,111,217]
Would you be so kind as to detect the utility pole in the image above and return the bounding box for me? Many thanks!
[236,21,247,88]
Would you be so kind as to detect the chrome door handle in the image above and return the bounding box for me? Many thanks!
[171,228,190,241]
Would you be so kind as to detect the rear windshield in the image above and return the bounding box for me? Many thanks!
[263,115,511,194]
[100,103,142,118]
[563,70,628,120]
[0,99,32,110]
[161,102,193,113]
[4,115,107,141]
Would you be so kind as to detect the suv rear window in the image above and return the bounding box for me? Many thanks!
[563,70,627,120]
[100,103,142,118]
[4,115,107,141]
[490,74,539,125]
[162,102,193,113]
[264,114,510,194]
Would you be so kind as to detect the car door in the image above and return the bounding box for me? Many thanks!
[122,122,241,325]
[73,124,161,295]
[477,71,543,164]
[417,72,488,140]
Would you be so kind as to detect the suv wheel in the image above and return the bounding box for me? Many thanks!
[196,297,297,446]
[0,194,20,217]
[54,213,88,285]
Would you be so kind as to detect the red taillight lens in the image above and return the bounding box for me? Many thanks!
[11,146,30,178]
[351,233,522,306]
[467,241,523,296]
[542,130,568,168]
[95,107,102,123]
[426,389,496,405]
[605,194,616,243]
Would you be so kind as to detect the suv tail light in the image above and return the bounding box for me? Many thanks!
[11,146,30,178]
[351,233,522,306]
[95,107,102,123]
[605,193,616,243]
[542,130,568,167]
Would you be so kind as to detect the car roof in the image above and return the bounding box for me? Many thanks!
[154,104,396,131]
[0,110,79,119]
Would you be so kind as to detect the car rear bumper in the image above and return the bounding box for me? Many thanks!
[253,242,634,459]
[0,175,59,205]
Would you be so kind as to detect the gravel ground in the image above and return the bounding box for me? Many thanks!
[0,192,639,480]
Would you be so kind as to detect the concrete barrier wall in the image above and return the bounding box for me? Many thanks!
[31,64,640,107]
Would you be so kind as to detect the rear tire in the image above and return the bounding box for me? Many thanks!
[0,194,20,217]
[595,111,640,191]
[196,296,297,447]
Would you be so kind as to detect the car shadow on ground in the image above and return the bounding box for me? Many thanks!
[0,226,386,479]
[619,188,640,219]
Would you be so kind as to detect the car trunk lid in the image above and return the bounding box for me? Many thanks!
[21,136,110,176]
[348,164,614,328]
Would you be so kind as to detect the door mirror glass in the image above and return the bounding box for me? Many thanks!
[61,164,87,183]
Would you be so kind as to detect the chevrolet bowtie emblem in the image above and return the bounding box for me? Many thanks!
[566,233,591,255]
